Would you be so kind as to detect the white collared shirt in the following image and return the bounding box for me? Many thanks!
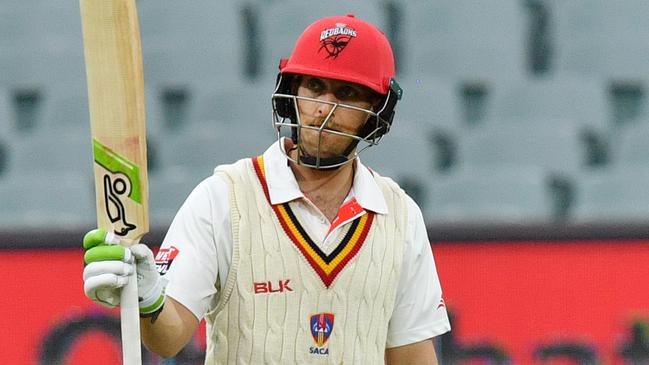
[160,140,451,347]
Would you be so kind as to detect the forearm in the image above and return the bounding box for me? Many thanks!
[385,339,438,365]
[141,296,199,358]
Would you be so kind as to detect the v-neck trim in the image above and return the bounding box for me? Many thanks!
[252,156,375,288]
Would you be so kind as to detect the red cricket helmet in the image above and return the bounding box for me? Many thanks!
[271,14,403,169]
[280,13,396,95]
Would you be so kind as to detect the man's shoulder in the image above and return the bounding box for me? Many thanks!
[369,169,403,195]
[364,168,423,218]
[213,156,257,177]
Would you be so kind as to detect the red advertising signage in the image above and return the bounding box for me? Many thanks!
[2,241,648,364]
[432,240,649,364]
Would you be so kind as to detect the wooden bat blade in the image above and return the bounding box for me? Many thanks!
[80,0,148,244]
[80,1,147,365]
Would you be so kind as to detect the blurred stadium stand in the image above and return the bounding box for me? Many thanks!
[0,172,94,229]
[0,87,13,137]
[572,169,649,222]
[362,120,438,209]
[1,0,649,235]
[486,75,610,132]
[149,168,204,226]
[552,0,649,81]
[426,166,556,224]
[138,0,244,87]
[39,84,90,134]
[458,123,587,175]
[402,0,527,83]
[7,132,92,176]
[615,121,649,167]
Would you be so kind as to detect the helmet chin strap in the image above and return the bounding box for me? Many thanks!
[295,138,360,170]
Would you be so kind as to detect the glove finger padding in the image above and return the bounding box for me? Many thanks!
[83,260,134,280]
[84,244,133,265]
[82,228,134,309]
[129,243,155,266]
[83,271,130,308]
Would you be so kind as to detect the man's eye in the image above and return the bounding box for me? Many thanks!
[337,87,356,99]
[307,79,323,91]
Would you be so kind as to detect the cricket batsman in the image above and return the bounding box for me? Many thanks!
[82,14,451,364]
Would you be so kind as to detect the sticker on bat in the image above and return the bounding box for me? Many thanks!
[93,139,144,237]
[103,173,137,236]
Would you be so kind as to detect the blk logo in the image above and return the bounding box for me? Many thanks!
[253,279,293,294]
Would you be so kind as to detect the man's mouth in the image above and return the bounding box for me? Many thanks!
[304,123,343,134]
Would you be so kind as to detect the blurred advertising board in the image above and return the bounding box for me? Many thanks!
[2,241,648,364]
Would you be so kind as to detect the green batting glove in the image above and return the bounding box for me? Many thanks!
[82,229,167,318]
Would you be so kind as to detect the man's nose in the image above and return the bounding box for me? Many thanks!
[314,93,338,116]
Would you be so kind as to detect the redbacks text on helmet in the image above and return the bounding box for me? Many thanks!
[272,14,403,169]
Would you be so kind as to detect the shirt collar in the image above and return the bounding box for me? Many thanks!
[261,139,389,215]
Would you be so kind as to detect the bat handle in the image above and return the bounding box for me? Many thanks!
[120,268,142,365]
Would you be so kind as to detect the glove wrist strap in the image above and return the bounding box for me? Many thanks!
[140,301,165,324]
[139,276,167,315]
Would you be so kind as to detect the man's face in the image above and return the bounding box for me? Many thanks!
[294,76,378,158]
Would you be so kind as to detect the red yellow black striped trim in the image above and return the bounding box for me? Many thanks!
[252,156,374,288]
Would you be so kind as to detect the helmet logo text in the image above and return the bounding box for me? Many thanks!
[319,23,357,59]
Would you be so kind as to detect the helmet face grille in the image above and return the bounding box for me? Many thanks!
[271,91,389,169]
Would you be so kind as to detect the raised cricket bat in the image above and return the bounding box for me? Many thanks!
[80,0,148,364]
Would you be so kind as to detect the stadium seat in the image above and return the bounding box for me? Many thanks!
[552,0,649,80]
[187,81,276,130]
[156,117,274,175]
[6,132,92,177]
[155,131,222,174]
[425,166,555,223]
[361,122,437,207]
[614,121,649,166]
[142,86,165,137]
[392,76,463,172]
[0,172,95,229]
[396,76,463,132]
[572,169,649,222]
[149,167,209,225]
[0,4,29,40]
[139,0,244,87]
[486,75,610,132]
[458,123,588,175]
[0,38,85,88]
[402,0,526,82]
[39,85,90,134]
[3,0,82,38]
[1,0,84,87]
[0,87,14,137]
[0,138,8,177]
